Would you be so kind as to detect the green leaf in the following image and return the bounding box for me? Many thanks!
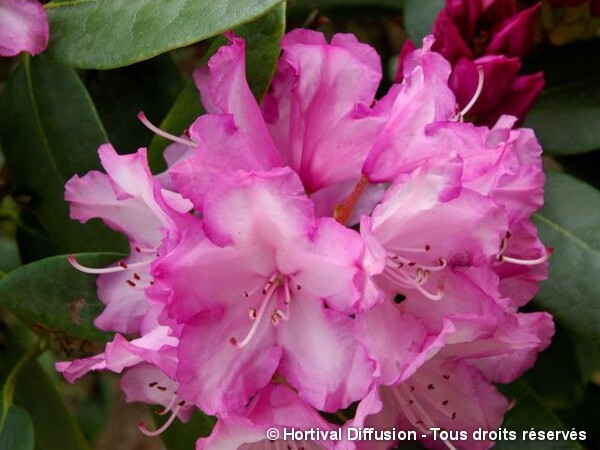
[86,54,184,152]
[524,76,600,155]
[0,253,124,342]
[154,409,216,450]
[523,326,585,410]
[403,0,444,43]
[533,173,600,338]
[496,381,583,450]
[147,3,286,171]
[524,39,600,155]
[0,330,91,450]
[0,404,34,450]
[290,0,403,7]
[45,0,284,69]
[0,56,127,256]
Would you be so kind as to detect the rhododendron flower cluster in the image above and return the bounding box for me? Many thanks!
[56,29,554,450]
[397,0,545,126]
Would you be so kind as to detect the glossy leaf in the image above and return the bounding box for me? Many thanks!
[523,326,585,410]
[148,3,286,171]
[525,39,600,155]
[0,253,124,342]
[533,173,600,339]
[0,404,34,450]
[403,0,444,44]
[496,381,583,449]
[45,0,283,69]
[525,76,600,155]
[0,56,127,256]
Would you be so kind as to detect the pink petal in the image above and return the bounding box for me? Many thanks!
[356,300,454,385]
[55,355,106,383]
[390,358,508,450]
[0,0,48,56]
[362,37,457,183]
[120,364,193,422]
[93,249,152,334]
[277,299,374,412]
[198,384,334,450]
[177,307,281,415]
[262,29,387,192]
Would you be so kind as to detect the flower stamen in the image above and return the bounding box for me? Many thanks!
[138,401,184,437]
[68,255,151,274]
[458,65,484,119]
[137,112,198,148]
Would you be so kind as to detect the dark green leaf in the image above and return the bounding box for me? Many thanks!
[0,404,34,450]
[525,76,600,155]
[46,0,284,69]
[0,329,91,450]
[0,253,124,342]
[86,54,184,152]
[403,0,444,44]
[496,381,583,450]
[533,173,600,338]
[524,39,600,155]
[148,3,286,171]
[0,56,127,256]
[523,326,585,410]
[154,409,216,450]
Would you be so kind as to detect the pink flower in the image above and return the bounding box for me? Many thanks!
[0,0,48,56]
[346,357,510,450]
[56,29,555,449]
[65,144,193,333]
[56,324,195,436]
[361,157,507,304]
[152,168,375,415]
[170,30,390,216]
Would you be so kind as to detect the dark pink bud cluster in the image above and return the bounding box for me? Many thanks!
[398,0,545,126]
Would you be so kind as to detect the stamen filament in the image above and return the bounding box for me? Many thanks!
[139,404,182,437]
[68,255,150,274]
[499,250,552,266]
[232,282,278,348]
[137,112,198,148]
[459,65,484,118]
[403,387,458,450]
[157,396,178,416]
